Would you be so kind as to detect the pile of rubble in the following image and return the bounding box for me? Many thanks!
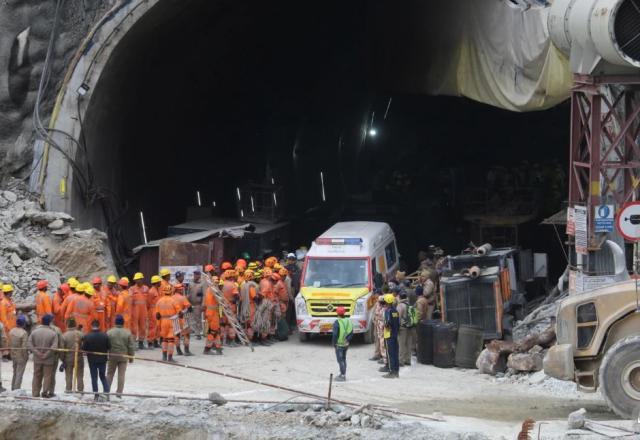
[265,403,387,429]
[0,178,114,300]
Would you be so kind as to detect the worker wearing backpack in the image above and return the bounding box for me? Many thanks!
[396,292,417,366]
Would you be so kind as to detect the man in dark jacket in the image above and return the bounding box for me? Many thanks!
[331,307,353,382]
[82,319,111,400]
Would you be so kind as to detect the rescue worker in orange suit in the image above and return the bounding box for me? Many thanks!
[35,280,53,323]
[147,275,161,348]
[159,269,174,297]
[259,267,275,341]
[203,282,223,355]
[130,272,149,350]
[92,277,109,332]
[52,283,70,332]
[105,275,119,327]
[115,278,132,330]
[220,262,233,273]
[154,284,181,362]
[172,280,193,356]
[274,270,289,316]
[238,269,258,341]
[0,285,17,333]
[221,270,240,346]
[65,283,98,334]
[61,279,81,324]
[204,264,216,278]
[271,272,287,340]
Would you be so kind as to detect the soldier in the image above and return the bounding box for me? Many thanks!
[370,294,387,365]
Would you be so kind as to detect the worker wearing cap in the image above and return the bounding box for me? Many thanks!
[159,269,174,297]
[105,275,118,327]
[61,317,84,393]
[65,283,98,334]
[221,270,239,346]
[9,315,28,390]
[92,277,109,332]
[259,267,275,341]
[53,283,70,332]
[35,280,52,323]
[154,283,182,362]
[380,294,400,378]
[0,285,17,332]
[187,270,205,340]
[238,269,259,341]
[61,280,82,327]
[203,282,223,355]
[130,273,149,349]
[115,278,132,330]
[172,281,193,356]
[332,306,353,382]
[147,275,161,348]
[27,314,58,397]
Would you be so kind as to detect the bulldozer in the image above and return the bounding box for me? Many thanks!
[544,280,640,419]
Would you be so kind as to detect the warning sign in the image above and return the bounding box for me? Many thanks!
[574,205,588,255]
[594,205,614,233]
[616,202,640,242]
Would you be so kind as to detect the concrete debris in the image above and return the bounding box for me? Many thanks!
[0,178,114,299]
[507,352,543,372]
[567,408,586,429]
[476,348,507,375]
[207,392,227,405]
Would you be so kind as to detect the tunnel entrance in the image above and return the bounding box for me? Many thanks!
[59,0,568,275]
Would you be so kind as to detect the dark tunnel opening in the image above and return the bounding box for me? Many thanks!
[78,0,570,278]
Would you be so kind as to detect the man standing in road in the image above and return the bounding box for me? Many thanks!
[27,314,58,397]
[379,294,400,378]
[82,319,111,401]
[332,306,353,382]
[187,270,205,340]
[61,317,84,393]
[9,315,28,390]
[107,314,135,397]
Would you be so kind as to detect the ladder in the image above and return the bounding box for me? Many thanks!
[201,273,254,352]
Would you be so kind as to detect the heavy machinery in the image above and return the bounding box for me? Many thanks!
[544,281,640,419]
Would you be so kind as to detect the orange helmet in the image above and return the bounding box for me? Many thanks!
[221,262,233,271]
[92,276,102,285]
[36,280,48,290]
[235,259,247,269]
[264,257,277,268]
[222,269,237,280]
[262,267,273,277]
[118,277,129,287]
[279,267,288,277]
[235,265,245,274]
[204,264,215,273]
[174,283,184,293]
[271,272,281,281]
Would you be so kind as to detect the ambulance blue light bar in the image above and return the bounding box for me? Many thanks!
[316,237,363,245]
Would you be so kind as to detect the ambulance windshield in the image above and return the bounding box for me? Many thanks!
[303,258,368,288]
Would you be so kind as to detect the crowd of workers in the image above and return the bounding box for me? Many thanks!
[0,253,302,400]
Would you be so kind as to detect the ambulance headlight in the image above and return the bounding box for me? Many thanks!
[354,298,366,316]
[296,297,308,316]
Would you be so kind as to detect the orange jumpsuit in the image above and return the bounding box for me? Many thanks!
[259,278,275,335]
[239,281,258,339]
[147,286,160,342]
[222,280,239,340]
[60,292,80,325]
[160,279,174,297]
[35,291,52,323]
[275,279,289,315]
[155,295,181,355]
[65,296,97,334]
[0,297,17,332]
[204,287,222,349]
[173,290,192,345]
[52,291,67,332]
[93,288,109,332]
[116,289,132,329]
[130,284,149,341]
[107,287,118,327]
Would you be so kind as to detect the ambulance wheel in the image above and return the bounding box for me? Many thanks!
[299,331,310,342]
[599,334,640,419]
[363,325,374,344]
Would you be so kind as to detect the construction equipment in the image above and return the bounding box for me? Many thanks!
[201,273,253,351]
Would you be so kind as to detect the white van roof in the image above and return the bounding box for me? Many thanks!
[308,222,395,258]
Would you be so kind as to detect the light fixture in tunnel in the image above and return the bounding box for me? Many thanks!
[320,171,326,202]
[212,201,217,208]
[77,83,90,97]
[251,196,255,213]
[273,192,278,207]
[240,209,244,218]
[236,187,241,201]
[139,211,148,244]
[368,128,377,137]
[271,177,275,185]
[196,191,201,207]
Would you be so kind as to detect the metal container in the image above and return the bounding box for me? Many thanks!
[416,320,440,365]
[433,322,457,368]
[455,324,484,369]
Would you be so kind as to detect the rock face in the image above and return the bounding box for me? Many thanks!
[0,178,114,299]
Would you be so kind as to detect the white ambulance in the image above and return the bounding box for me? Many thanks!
[295,221,399,342]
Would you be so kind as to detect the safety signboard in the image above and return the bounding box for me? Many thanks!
[574,205,588,255]
[594,204,614,233]
[566,207,575,235]
[616,202,640,242]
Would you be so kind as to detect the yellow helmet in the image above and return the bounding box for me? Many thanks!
[2,284,14,293]
[67,277,79,289]
[107,275,117,284]
[273,263,283,271]
[85,285,95,296]
[383,294,395,304]
[76,283,86,293]
[159,268,171,277]
[151,275,161,284]
[133,272,144,281]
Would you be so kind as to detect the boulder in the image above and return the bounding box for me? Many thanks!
[476,348,507,375]
[10,253,22,267]
[507,352,543,372]
[47,219,65,230]
[2,191,17,203]
[567,408,586,429]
